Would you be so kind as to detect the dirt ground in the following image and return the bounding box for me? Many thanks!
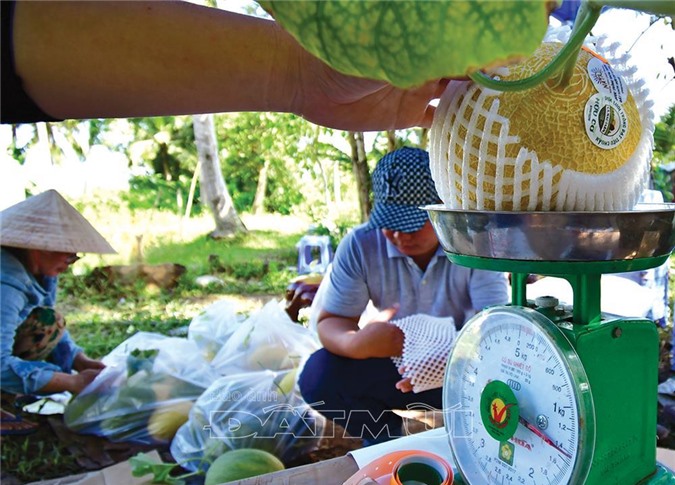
[0,408,437,485]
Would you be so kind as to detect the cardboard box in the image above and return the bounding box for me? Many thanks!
[25,450,160,485]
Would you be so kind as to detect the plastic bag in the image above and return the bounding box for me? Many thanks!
[210,300,320,375]
[187,299,245,362]
[64,332,218,445]
[170,368,325,472]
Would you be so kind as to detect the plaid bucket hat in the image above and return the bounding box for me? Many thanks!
[366,147,440,233]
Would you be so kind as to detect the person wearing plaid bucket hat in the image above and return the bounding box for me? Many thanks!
[299,147,509,446]
[366,147,440,233]
[0,190,115,435]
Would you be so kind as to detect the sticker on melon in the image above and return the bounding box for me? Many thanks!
[429,40,654,211]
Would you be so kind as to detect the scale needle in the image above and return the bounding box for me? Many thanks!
[519,416,573,459]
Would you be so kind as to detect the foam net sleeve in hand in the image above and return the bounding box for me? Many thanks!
[390,314,457,393]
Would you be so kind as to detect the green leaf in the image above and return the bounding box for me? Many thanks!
[126,348,160,377]
[258,0,553,88]
[129,453,184,484]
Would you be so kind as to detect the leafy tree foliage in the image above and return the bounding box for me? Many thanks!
[654,105,675,162]
[122,174,202,214]
[652,104,675,201]
[128,116,197,181]
[215,112,343,215]
[6,109,425,232]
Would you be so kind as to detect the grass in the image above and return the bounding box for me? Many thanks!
[58,220,310,359]
[1,432,81,482]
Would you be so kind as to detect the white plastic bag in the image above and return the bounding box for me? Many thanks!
[210,300,320,375]
[187,299,245,362]
[170,369,325,472]
[64,332,218,445]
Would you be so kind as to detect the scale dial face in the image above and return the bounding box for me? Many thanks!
[444,306,595,485]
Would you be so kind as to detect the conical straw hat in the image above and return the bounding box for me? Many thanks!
[0,189,116,254]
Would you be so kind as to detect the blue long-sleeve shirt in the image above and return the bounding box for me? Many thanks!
[1,248,82,394]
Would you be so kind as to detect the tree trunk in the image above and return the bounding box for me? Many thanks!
[251,158,270,215]
[192,114,246,238]
[311,126,331,207]
[36,122,54,166]
[418,128,429,150]
[333,159,341,205]
[347,131,371,222]
[184,163,199,219]
[386,130,397,152]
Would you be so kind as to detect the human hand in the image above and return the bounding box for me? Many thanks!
[350,305,404,358]
[69,368,104,394]
[290,52,451,131]
[73,353,106,372]
[284,280,319,322]
[395,376,414,394]
[394,365,413,393]
[353,320,405,358]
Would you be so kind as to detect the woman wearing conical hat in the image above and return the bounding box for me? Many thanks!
[0,189,116,435]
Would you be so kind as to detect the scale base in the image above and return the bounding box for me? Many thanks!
[563,317,658,484]
[450,464,675,484]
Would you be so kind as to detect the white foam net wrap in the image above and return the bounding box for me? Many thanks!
[429,30,654,212]
[391,314,457,393]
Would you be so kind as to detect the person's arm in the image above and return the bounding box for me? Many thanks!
[72,352,106,372]
[316,228,405,358]
[36,368,102,395]
[11,1,447,131]
[1,318,103,396]
[468,269,510,311]
[0,270,104,395]
[45,324,105,374]
[317,307,403,359]
[0,283,57,394]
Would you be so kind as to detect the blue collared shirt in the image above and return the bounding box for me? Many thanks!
[1,248,82,394]
[321,224,510,328]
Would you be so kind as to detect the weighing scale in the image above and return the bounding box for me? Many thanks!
[425,204,675,485]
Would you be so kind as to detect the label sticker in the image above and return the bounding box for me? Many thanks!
[480,380,519,441]
[499,441,515,466]
[584,93,629,149]
[587,57,628,104]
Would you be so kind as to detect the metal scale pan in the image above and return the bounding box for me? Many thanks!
[424,203,675,274]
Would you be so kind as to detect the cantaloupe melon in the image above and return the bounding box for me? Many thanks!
[147,400,193,442]
[245,343,293,371]
[430,38,654,211]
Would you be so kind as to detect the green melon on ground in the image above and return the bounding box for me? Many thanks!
[204,448,285,485]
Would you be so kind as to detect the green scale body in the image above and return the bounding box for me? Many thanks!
[448,253,673,485]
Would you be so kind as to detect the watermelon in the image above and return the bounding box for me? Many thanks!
[204,449,285,484]
[258,0,554,88]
